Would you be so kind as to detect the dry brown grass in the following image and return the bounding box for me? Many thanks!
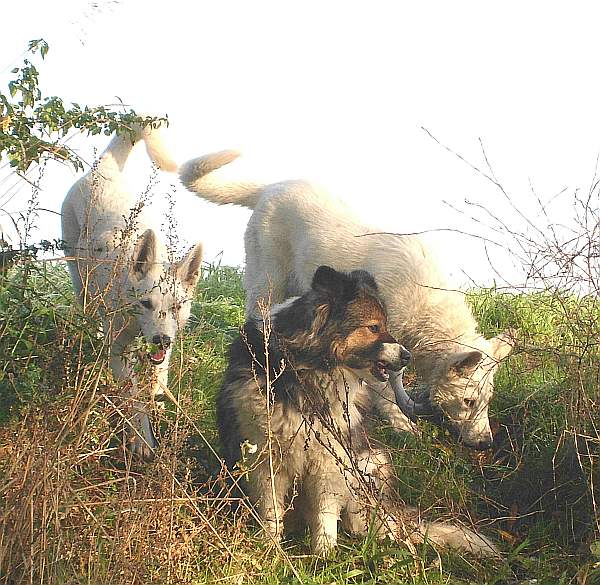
[0,380,239,584]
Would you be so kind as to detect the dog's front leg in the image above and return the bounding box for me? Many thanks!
[342,448,398,540]
[304,474,341,555]
[108,345,133,381]
[109,347,158,462]
[369,382,419,435]
[125,391,159,462]
[250,463,290,542]
[311,502,340,555]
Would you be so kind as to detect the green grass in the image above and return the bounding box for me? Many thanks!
[0,262,599,584]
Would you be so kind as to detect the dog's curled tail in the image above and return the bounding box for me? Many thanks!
[101,118,178,174]
[179,150,263,209]
[413,520,500,557]
[137,122,178,172]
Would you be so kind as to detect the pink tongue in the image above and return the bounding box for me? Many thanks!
[151,349,166,362]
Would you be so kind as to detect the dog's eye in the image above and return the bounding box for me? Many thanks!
[367,324,380,333]
[139,300,153,310]
[463,398,476,408]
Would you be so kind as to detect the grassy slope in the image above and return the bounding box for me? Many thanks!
[0,262,598,584]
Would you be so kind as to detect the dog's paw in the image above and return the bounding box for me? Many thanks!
[387,414,421,436]
[311,533,338,557]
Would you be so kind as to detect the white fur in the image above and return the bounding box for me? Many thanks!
[180,151,516,448]
[62,122,203,460]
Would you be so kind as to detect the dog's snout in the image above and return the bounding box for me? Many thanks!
[380,343,412,372]
[152,334,172,348]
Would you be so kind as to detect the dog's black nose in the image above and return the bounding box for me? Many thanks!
[152,334,171,348]
[400,346,411,367]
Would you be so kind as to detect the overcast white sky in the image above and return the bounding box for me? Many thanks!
[2,0,600,287]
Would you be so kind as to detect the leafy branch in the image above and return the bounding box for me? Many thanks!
[0,39,167,172]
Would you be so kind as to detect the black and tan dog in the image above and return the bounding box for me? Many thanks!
[217,265,498,556]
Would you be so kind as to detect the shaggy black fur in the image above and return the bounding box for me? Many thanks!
[217,265,403,469]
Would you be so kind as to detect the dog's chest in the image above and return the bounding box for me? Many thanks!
[272,370,364,464]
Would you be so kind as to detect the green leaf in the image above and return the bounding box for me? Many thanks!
[0,40,162,173]
[591,540,600,558]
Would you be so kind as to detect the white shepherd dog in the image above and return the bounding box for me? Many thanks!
[61,120,203,460]
[179,150,515,449]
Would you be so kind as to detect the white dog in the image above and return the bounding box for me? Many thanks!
[180,150,515,449]
[61,121,203,460]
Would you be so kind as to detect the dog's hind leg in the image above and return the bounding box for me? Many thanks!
[342,495,374,537]
[61,199,86,303]
[243,251,289,318]
[247,275,290,318]
[341,448,398,539]
[244,219,291,317]
[408,513,500,557]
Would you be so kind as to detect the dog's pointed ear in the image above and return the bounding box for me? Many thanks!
[309,266,346,335]
[311,265,347,298]
[448,350,483,377]
[131,229,159,279]
[491,328,517,360]
[177,242,203,290]
[349,269,378,292]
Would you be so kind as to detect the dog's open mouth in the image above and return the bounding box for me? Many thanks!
[148,348,167,365]
[371,360,391,382]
